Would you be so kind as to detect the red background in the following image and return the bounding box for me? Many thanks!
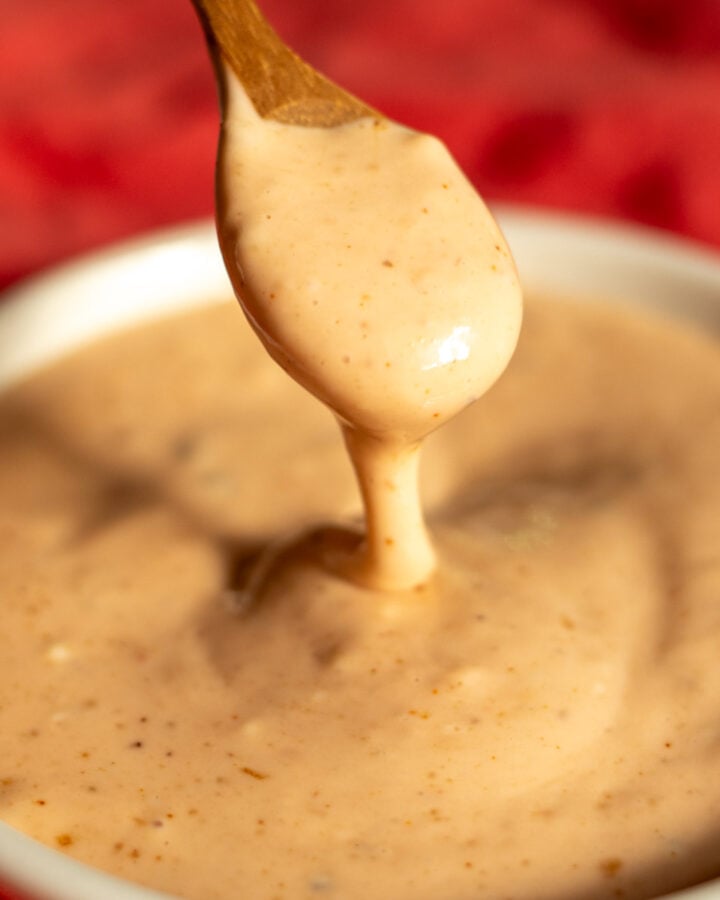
[2,0,720,296]
[1,0,720,896]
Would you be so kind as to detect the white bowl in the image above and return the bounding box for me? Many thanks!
[0,209,719,900]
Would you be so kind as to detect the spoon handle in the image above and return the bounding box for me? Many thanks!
[192,0,375,126]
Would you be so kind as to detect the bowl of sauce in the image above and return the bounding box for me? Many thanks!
[0,207,719,900]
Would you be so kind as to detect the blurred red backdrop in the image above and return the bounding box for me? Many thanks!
[1,0,719,294]
[1,0,720,897]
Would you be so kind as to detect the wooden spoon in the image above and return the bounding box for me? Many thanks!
[191,0,377,126]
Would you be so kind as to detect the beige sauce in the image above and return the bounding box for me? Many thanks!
[216,74,522,589]
[1,296,720,900]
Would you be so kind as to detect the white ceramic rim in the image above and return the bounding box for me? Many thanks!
[0,206,719,900]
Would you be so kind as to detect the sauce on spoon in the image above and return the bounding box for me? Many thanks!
[216,75,522,589]
[193,0,521,590]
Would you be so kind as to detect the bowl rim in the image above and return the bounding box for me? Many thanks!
[2,206,720,389]
[0,206,719,900]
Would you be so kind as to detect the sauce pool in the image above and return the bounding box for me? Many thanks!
[0,295,719,900]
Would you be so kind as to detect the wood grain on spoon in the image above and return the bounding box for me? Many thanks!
[192,0,377,126]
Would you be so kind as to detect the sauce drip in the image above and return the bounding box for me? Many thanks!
[216,73,522,589]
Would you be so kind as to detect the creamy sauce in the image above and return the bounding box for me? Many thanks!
[216,74,522,589]
[1,296,720,900]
